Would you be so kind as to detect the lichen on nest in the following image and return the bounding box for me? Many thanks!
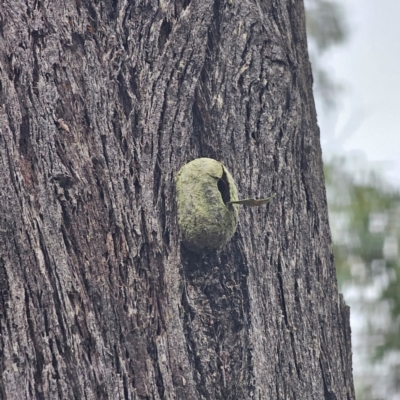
[176,158,239,253]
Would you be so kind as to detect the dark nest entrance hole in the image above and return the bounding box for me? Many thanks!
[217,168,231,205]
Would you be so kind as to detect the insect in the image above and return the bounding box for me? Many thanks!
[227,194,276,207]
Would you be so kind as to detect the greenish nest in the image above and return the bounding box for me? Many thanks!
[176,158,239,253]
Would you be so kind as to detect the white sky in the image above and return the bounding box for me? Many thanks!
[317,0,400,189]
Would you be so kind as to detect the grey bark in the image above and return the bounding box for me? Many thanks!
[0,0,354,399]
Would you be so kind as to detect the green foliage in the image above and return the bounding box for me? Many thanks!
[325,157,400,397]
[325,158,400,285]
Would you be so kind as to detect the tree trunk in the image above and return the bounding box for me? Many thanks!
[0,0,354,399]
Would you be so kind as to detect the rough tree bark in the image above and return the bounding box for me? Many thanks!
[0,0,354,399]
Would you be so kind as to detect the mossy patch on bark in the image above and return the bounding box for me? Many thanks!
[176,158,239,253]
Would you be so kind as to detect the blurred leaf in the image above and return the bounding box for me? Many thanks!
[305,0,348,106]
[306,0,347,52]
